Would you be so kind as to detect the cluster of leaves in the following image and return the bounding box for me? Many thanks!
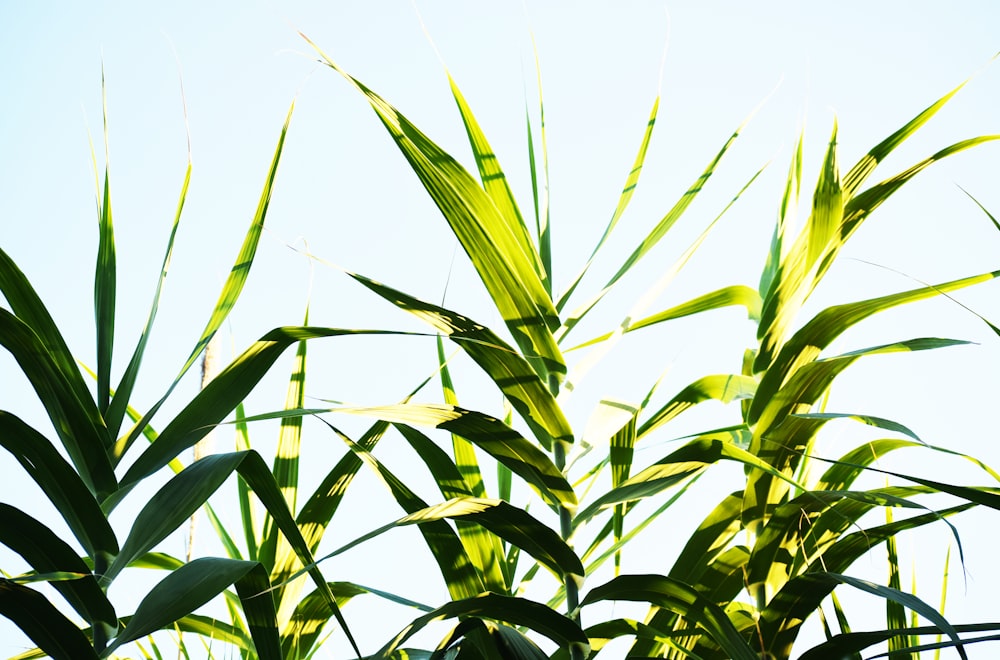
[3,31,1000,660]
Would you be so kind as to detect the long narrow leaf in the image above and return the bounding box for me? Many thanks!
[305,34,565,384]
[115,103,295,463]
[350,271,573,449]
[106,162,191,437]
[0,580,98,660]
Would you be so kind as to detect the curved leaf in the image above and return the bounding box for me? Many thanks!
[104,558,280,658]
[377,593,588,658]
[0,309,115,498]
[349,272,573,449]
[106,450,359,655]
[750,269,999,424]
[556,96,660,312]
[331,404,576,509]
[581,574,757,660]
[0,579,98,660]
[0,412,117,560]
[114,326,400,502]
[0,504,116,638]
[757,572,967,659]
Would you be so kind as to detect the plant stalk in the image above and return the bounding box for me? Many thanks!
[549,373,584,660]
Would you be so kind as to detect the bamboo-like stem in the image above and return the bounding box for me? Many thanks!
[185,333,221,562]
[550,373,584,660]
[179,334,220,660]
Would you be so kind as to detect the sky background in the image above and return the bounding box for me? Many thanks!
[2,1,1000,657]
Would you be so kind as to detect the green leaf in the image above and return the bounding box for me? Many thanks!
[566,285,762,352]
[376,593,588,658]
[842,79,968,196]
[395,423,508,593]
[575,436,805,526]
[0,247,98,423]
[305,35,565,384]
[114,103,295,462]
[106,450,360,655]
[581,574,757,660]
[329,403,576,509]
[0,412,117,561]
[0,579,98,660]
[527,36,552,290]
[106,161,191,438]
[449,75,543,285]
[798,623,1000,660]
[258,321,309,575]
[757,121,843,374]
[114,326,397,502]
[326,421,487,600]
[750,269,999,424]
[104,558,280,659]
[744,337,972,535]
[94,159,115,417]
[638,374,757,439]
[0,310,116,498]
[0,504,116,639]
[296,497,582,592]
[557,96,660,312]
[758,572,968,659]
[557,113,755,340]
[350,272,573,449]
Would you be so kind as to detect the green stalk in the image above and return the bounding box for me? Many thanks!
[92,553,109,653]
[549,373,583,660]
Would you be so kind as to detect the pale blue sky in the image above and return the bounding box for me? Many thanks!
[2,2,1000,657]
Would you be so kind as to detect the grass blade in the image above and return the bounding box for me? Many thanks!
[376,592,588,657]
[0,310,116,498]
[105,558,280,659]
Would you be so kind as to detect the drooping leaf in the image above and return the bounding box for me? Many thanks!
[581,574,757,660]
[0,412,117,561]
[0,579,98,660]
[0,504,116,639]
[376,592,588,658]
[349,272,573,450]
[104,558,280,659]
[326,404,576,509]
[0,310,115,498]
[757,572,968,659]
